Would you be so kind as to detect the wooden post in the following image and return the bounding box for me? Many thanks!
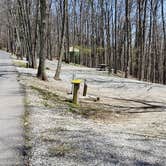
[71,72,76,94]
[83,79,87,96]
[71,79,81,104]
[73,83,79,104]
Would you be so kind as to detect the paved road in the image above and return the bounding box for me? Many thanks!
[0,51,24,165]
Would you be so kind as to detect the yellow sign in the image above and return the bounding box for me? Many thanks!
[71,79,82,84]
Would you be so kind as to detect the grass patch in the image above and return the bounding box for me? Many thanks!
[70,63,85,67]
[13,60,27,68]
[30,85,62,108]
[48,143,74,157]
[68,107,77,113]
[30,85,114,121]
[30,85,59,101]
[64,98,102,118]
[48,127,68,134]
[42,100,50,107]
[42,136,59,143]
[66,99,115,120]
[30,85,70,108]
[41,127,68,143]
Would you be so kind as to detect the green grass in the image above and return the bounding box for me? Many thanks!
[13,60,27,68]
[30,86,59,101]
[30,85,104,119]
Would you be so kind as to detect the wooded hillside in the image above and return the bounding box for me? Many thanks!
[0,0,166,84]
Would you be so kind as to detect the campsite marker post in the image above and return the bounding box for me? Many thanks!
[71,79,82,104]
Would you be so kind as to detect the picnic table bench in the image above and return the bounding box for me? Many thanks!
[96,64,108,71]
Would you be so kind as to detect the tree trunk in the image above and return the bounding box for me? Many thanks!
[37,0,47,81]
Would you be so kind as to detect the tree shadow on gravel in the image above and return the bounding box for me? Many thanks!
[46,127,166,166]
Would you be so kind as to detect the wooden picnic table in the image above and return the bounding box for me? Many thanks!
[97,64,108,71]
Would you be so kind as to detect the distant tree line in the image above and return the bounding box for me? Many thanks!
[0,0,166,84]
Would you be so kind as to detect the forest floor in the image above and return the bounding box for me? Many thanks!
[13,56,166,166]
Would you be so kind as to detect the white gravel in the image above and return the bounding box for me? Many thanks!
[15,58,166,166]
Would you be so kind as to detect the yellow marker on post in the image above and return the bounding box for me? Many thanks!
[71,79,82,104]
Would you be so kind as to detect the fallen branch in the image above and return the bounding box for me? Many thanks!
[80,95,100,102]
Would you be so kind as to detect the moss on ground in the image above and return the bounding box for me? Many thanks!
[13,60,27,68]
[30,84,115,121]
[30,86,59,101]
[41,136,59,143]
[48,127,68,133]
[48,143,74,157]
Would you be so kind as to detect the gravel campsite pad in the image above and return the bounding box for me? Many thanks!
[15,58,166,166]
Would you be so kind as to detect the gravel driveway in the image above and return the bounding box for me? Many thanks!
[15,58,166,166]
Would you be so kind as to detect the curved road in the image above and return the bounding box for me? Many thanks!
[0,51,24,165]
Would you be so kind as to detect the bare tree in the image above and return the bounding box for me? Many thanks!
[37,0,47,80]
[54,0,66,80]
[1,0,166,84]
